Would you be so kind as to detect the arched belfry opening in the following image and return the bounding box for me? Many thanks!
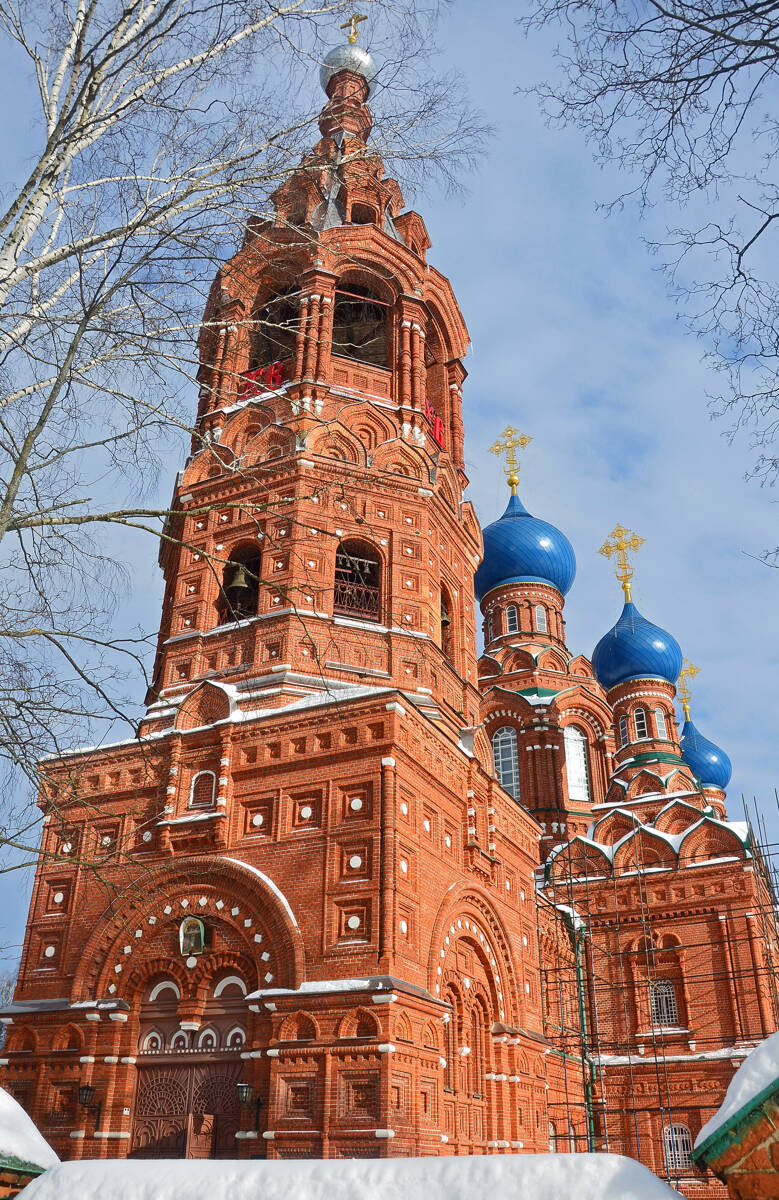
[333,539,382,621]
[250,289,299,371]
[440,584,454,661]
[332,285,389,367]
[217,545,261,624]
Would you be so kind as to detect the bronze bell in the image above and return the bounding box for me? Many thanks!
[226,562,251,596]
[440,607,451,627]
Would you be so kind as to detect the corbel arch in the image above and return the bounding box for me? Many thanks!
[427,883,521,1027]
[677,818,747,866]
[613,827,677,874]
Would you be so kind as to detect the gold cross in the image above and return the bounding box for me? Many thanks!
[341,13,367,43]
[677,659,700,721]
[489,427,532,495]
[598,523,645,602]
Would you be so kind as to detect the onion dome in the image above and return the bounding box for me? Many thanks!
[474,492,576,602]
[680,719,732,790]
[320,43,377,97]
[592,601,683,690]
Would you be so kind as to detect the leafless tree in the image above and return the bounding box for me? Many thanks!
[521,0,779,552]
[0,0,483,868]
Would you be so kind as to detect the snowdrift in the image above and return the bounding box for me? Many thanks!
[24,1151,679,1200]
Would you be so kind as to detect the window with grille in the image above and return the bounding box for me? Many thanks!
[534,604,547,633]
[664,1123,692,1171]
[506,605,519,634]
[492,726,520,799]
[190,771,216,809]
[654,708,668,739]
[634,706,649,739]
[564,726,591,801]
[333,542,381,621]
[649,980,679,1027]
[619,715,629,747]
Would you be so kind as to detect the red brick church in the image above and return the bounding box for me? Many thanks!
[2,33,776,1196]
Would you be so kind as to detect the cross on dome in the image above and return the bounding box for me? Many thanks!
[678,659,700,721]
[599,523,645,602]
[489,427,532,495]
[340,13,367,43]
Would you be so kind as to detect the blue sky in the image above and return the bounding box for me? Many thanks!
[0,2,776,967]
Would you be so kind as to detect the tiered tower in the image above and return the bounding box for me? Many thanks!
[0,39,579,1163]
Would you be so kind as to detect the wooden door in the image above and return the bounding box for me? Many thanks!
[130,1061,241,1159]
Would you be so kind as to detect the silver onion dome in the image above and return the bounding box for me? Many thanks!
[319,43,377,97]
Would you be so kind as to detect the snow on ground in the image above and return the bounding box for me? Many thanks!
[0,1086,58,1169]
[696,1030,779,1148]
[24,1152,678,1200]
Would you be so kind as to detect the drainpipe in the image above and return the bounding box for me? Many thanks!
[562,911,596,1152]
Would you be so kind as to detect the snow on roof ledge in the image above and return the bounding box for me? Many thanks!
[695,1030,779,1152]
[0,1087,58,1171]
[24,1152,680,1200]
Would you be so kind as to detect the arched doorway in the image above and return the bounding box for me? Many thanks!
[129,973,249,1159]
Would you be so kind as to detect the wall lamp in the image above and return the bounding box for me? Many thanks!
[236,1081,263,1132]
[77,1083,102,1128]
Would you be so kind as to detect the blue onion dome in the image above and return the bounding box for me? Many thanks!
[474,492,576,602]
[591,601,683,690]
[680,719,732,789]
[320,43,377,97]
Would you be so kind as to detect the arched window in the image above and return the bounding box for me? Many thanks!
[618,715,629,748]
[218,547,260,623]
[470,1004,486,1096]
[535,605,547,633]
[332,285,388,367]
[634,707,649,740]
[564,726,591,802]
[506,605,519,634]
[654,708,668,739]
[492,726,520,799]
[190,771,216,810]
[486,614,493,644]
[250,290,299,370]
[443,1003,456,1092]
[664,1123,693,1171]
[549,1122,558,1153]
[333,540,381,621]
[649,980,679,1027]
[568,1123,576,1152]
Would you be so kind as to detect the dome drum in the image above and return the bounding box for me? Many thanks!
[482,581,566,646]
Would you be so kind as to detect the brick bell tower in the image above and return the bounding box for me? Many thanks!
[2,35,579,1162]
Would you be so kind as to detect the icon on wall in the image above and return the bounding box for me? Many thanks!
[179,917,205,957]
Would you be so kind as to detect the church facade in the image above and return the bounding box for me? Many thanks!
[1,37,776,1196]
